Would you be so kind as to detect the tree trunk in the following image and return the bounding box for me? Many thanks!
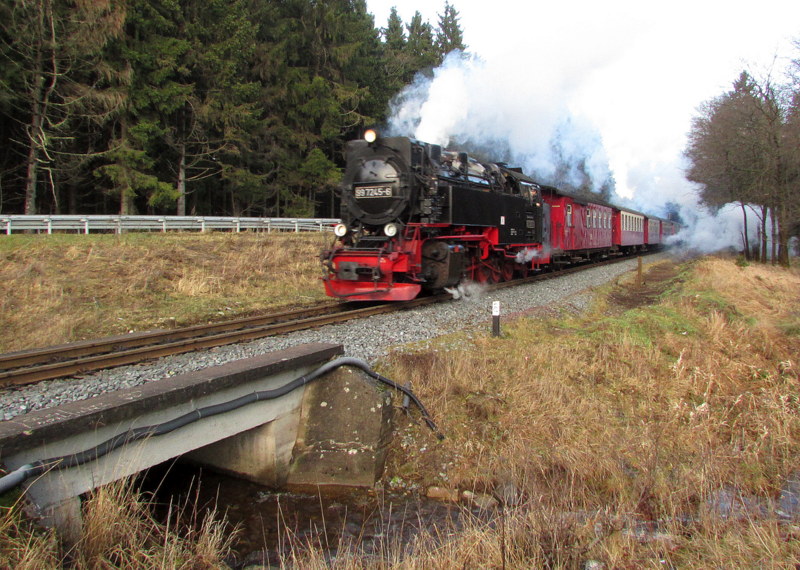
[118,120,136,216]
[24,0,60,215]
[771,210,778,264]
[777,210,790,266]
[24,58,46,215]
[740,202,750,260]
[176,143,187,216]
[68,184,77,214]
[760,205,768,262]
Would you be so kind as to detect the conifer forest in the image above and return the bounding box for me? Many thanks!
[0,1,466,217]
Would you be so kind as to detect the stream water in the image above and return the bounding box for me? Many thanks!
[143,461,478,566]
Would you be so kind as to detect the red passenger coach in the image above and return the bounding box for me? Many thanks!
[542,189,613,257]
[646,217,661,245]
[660,219,680,242]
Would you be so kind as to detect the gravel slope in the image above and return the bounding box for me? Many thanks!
[1,254,671,421]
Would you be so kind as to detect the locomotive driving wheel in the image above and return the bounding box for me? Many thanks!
[474,264,492,284]
[474,259,499,284]
[501,261,515,282]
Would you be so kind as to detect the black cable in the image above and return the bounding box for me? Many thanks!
[0,357,443,493]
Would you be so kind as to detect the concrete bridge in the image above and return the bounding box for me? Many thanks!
[0,343,402,542]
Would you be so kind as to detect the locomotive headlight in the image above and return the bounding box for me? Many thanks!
[333,223,348,237]
[364,129,378,143]
[383,222,400,237]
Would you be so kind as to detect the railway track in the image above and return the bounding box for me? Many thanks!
[0,298,445,388]
[0,254,650,388]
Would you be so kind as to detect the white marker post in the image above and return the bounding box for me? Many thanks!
[492,301,501,337]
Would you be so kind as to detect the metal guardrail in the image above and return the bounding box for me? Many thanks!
[0,215,340,235]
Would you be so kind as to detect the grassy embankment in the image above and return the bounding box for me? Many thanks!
[360,256,800,568]
[1,235,799,567]
[0,232,332,352]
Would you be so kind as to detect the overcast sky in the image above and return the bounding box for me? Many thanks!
[365,1,799,247]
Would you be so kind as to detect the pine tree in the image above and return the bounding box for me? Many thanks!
[383,7,406,51]
[96,0,186,214]
[435,2,466,59]
[405,11,438,72]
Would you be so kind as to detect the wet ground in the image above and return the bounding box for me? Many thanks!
[608,260,681,310]
[143,462,480,567]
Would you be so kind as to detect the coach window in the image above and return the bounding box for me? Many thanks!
[586,210,591,227]
[566,204,573,227]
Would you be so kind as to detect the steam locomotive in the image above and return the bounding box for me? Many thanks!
[321,129,678,301]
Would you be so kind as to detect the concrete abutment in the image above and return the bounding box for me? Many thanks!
[0,343,395,541]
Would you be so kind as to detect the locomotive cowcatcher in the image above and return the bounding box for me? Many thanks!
[321,129,547,301]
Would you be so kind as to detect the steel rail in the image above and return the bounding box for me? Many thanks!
[0,252,655,388]
[0,297,441,387]
[0,303,345,370]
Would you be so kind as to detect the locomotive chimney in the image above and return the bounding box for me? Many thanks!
[458,152,469,175]
[428,144,442,163]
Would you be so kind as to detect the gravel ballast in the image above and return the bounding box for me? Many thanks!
[1,254,671,421]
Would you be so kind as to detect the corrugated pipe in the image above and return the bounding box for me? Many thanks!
[0,357,443,494]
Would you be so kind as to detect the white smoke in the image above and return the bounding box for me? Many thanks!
[444,280,487,301]
[385,51,764,255]
[668,198,776,256]
[387,52,613,194]
[515,249,537,264]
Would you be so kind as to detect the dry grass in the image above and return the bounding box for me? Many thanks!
[362,256,800,567]
[2,252,798,566]
[0,232,332,352]
[0,479,234,568]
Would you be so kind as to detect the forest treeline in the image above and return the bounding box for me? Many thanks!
[685,46,800,266]
[0,0,465,217]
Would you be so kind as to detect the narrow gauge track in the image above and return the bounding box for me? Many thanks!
[0,254,651,388]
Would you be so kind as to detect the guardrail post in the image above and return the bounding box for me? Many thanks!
[81,218,89,235]
[45,218,52,235]
[294,221,299,233]
[3,219,10,235]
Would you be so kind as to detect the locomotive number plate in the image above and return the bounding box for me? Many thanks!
[355,186,393,198]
